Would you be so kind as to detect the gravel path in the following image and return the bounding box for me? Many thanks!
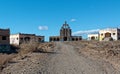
[1,42,120,74]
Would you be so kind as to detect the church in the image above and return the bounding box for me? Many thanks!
[49,21,82,42]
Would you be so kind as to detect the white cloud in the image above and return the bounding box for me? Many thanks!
[72,29,100,35]
[38,26,48,30]
[70,19,76,22]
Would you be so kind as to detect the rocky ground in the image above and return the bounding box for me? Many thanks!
[1,41,120,74]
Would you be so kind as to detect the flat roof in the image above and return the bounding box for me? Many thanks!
[0,28,10,31]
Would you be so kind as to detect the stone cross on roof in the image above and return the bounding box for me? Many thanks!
[61,21,70,29]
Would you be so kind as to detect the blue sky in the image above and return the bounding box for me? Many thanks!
[0,0,120,41]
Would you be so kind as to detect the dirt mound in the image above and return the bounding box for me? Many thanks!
[19,42,55,54]
[0,42,55,73]
[1,41,120,74]
[65,41,120,71]
[103,37,113,41]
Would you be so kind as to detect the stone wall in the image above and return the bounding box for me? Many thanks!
[10,33,44,45]
[0,29,10,45]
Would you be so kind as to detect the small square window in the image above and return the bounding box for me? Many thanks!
[2,36,7,40]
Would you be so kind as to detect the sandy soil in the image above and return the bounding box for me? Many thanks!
[1,42,120,74]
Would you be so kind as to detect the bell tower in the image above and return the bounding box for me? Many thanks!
[60,21,72,41]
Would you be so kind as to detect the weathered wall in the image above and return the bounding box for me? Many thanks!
[99,28,118,41]
[0,29,10,45]
[88,34,99,40]
[10,33,44,45]
[10,34,20,45]
[0,29,10,52]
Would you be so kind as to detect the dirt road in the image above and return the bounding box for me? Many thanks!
[1,42,120,74]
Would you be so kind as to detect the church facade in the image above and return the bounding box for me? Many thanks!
[49,21,82,42]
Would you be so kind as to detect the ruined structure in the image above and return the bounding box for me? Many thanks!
[88,28,120,41]
[0,28,10,52]
[10,33,44,45]
[99,28,120,41]
[88,34,99,40]
[49,21,82,42]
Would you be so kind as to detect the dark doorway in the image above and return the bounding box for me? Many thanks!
[54,38,56,41]
[64,37,67,41]
[50,38,52,42]
[105,32,111,37]
[79,38,82,40]
[72,38,74,41]
[38,38,41,42]
[118,37,120,40]
[24,37,31,42]
[57,38,59,41]
[91,36,95,40]
[76,38,78,41]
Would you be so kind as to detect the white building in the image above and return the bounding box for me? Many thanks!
[10,33,44,45]
[99,28,120,41]
[88,34,99,40]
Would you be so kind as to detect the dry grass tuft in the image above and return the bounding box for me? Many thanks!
[18,41,55,57]
[20,42,54,52]
[19,41,39,54]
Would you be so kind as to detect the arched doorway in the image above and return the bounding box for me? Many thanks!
[64,37,67,41]
[76,38,78,41]
[54,38,56,41]
[50,38,53,42]
[57,38,59,41]
[38,38,41,42]
[105,32,111,37]
[24,37,31,42]
[91,36,95,40]
[72,38,75,41]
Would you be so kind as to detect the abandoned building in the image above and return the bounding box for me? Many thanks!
[88,28,120,41]
[99,28,120,41]
[88,34,99,40]
[10,33,44,45]
[49,21,82,42]
[0,28,10,52]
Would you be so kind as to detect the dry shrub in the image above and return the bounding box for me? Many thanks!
[65,40,120,57]
[18,41,55,56]
[19,41,39,55]
[37,42,55,52]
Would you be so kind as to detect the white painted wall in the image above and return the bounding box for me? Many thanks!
[10,33,44,45]
[88,34,99,40]
[99,28,118,41]
[10,34,20,45]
